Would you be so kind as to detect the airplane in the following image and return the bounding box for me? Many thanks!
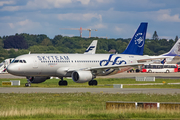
[161,38,180,63]
[0,58,14,73]
[162,38,180,57]
[7,22,168,87]
[145,38,180,64]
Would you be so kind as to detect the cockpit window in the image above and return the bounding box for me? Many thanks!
[14,60,19,63]
[13,60,27,63]
[11,59,14,63]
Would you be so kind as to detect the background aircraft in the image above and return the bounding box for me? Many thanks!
[161,38,180,63]
[145,38,180,64]
[0,58,14,73]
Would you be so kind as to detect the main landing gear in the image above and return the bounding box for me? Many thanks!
[88,80,98,86]
[58,77,97,86]
[58,77,68,86]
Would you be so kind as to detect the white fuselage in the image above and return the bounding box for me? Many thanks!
[7,53,145,77]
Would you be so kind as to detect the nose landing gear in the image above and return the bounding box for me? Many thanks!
[25,77,32,87]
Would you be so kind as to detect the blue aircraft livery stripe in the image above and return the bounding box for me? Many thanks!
[100,54,126,66]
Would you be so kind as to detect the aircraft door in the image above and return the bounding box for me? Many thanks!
[33,59,38,68]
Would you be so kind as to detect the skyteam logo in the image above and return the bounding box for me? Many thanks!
[134,33,144,47]
[100,54,127,66]
[85,46,95,52]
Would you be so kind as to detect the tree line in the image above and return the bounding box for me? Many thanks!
[0,32,178,62]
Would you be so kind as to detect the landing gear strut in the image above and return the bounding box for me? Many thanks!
[88,80,98,86]
[58,77,68,86]
[25,78,31,87]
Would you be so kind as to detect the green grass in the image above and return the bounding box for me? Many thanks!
[0,78,180,88]
[1,77,180,119]
[0,93,180,119]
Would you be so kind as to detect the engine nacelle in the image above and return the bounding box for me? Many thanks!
[26,76,50,83]
[72,71,93,83]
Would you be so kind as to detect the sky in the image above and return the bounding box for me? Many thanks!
[0,0,180,40]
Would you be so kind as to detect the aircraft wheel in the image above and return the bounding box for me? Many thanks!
[58,81,62,86]
[63,80,68,86]
[93,80,98,85]
[88,80,93,86]
[59,80,68,86]
[88,80,98,86]
[25,83,31,87]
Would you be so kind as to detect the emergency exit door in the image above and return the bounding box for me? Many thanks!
[33,60,38,68]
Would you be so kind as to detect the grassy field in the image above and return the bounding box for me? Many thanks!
[0,93,180,119]
[0,77,180,88]
[1,78,180,119]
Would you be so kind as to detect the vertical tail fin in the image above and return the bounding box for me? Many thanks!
[161,58,166,64]
[162,38,180,56]
[84,40,98,54]
[122,22,148,55]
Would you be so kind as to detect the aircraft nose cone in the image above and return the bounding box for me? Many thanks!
[7,65,16,74]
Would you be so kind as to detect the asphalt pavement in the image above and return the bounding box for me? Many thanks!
[0,73,180,94]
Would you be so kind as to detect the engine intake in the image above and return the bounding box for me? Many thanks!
[72,71,93,83]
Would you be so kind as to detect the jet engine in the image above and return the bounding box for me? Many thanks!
[72,71,93,83]
[26,76,50,83]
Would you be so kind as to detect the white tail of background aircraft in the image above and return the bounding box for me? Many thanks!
[84,40,97,54]
[151,38,180,64]
[162,38,180,56]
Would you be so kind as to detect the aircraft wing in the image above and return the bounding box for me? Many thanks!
[88,63,143,71]
[67,63,143,72]
[67,56,171,72]
[137,56,172,62]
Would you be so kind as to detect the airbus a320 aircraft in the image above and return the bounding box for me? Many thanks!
[144,38,180,64]
[7,22,167,87]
